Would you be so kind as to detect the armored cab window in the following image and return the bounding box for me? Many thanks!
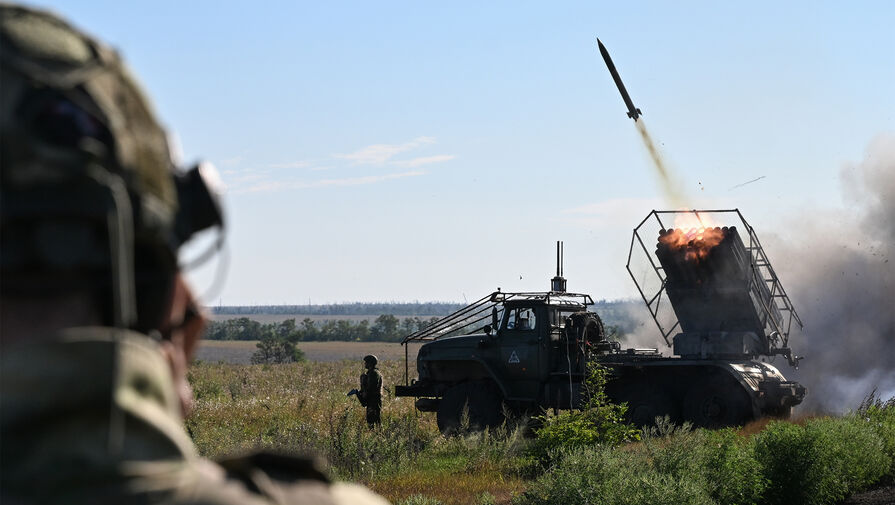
[505,307,536,331]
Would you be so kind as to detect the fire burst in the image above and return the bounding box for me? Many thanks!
[658,227,726,262]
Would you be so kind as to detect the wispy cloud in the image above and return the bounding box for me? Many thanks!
[232,170,426,194]
[222,137,449,193]
[393,154,455,168]
[218,155,245,167]
[268,161,313,169]
[334,136,435,165]
[561,197,663,229]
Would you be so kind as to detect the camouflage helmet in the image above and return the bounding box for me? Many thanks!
[363,355,378,367]
[0,4,223,330]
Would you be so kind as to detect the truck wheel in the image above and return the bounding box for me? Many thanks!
[618,381,680,427]
[436,382,504,435]
[682,382,751,428]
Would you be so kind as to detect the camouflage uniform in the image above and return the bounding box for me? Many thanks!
[0,5,388,505]
[359,355,383,427]
[1,329,387,505]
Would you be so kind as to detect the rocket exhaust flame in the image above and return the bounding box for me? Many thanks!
[658,227,726,262]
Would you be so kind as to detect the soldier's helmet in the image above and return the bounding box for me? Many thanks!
[0,4,224,332]
[363,355,378,367]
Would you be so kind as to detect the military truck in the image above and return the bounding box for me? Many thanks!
[395,210,806,433]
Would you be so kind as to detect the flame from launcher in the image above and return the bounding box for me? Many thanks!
[658,227,725,262]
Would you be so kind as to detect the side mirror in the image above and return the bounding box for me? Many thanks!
[483,324,493,336]
[491,307,499,331]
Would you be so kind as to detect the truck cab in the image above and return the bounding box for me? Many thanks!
[396,290,603,432]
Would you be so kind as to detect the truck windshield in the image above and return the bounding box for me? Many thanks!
[505,307,536,331]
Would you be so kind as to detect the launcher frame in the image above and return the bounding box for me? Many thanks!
[626,209,803,363]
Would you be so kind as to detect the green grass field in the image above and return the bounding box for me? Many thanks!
[186,360,895,505]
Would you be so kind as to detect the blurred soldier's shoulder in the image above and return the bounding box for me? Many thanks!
[189,454,390,505]
[0,329,390,505]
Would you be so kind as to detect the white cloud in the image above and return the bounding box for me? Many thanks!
[393,154,455,168]
[334,136,436,165]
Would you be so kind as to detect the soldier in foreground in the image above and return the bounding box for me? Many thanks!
[359,354,384,427]
[0,5,387,504]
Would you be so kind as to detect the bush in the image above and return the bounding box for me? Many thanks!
[532,364,639,459]
[517,445,714,505]
[251,334,305,364]
[754,416,890,505]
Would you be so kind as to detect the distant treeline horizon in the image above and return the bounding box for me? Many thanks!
[207,299,639,317]
[205,300,642,342]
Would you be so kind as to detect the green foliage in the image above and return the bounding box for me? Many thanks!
[395,494,444,505]
[476,492,496,505]
[856,389,895,478]
[518,445,715,505]
[250,334,305,364]
[754,416,891,505]
[205,315,440,342]
[533,364,639,456]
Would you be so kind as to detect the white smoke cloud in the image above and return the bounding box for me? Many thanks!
[763,134,895,412]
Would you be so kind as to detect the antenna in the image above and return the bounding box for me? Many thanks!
[551,241,567,293]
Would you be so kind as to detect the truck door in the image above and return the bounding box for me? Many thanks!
[498,305,542,400]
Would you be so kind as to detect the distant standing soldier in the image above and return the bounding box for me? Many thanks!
[359,355,383,427]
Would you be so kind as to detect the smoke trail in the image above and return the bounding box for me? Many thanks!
[770,134,895,412]
[635,119,687,207]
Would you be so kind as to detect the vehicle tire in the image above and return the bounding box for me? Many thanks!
[436,381,505,435]
[616,380,680,427]
[682,380,752,428]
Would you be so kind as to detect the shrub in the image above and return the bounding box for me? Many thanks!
[754,417,890,505]
[532,364,639,458]
[251,334,305,364]
[517,445,714,505]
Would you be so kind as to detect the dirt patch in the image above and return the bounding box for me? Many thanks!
[842,483,895,505]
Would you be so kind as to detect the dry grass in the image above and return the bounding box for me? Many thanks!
[186,360,530,505]
[370,460,526,505]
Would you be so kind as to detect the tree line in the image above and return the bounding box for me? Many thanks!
[210,303,464,317]
[205,315,440,343]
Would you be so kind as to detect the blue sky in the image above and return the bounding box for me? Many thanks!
[30,1,895,304]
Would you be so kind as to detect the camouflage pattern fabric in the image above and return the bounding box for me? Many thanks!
[0,328,389,505]
[359,368,383,427]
